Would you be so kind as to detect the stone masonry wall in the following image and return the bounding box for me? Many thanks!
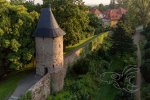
[36,36,64,76]
[24,32,109,100]
[29,74,50,100]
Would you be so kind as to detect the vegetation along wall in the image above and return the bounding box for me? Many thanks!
[64,32,109,76]
[21,32,109,100]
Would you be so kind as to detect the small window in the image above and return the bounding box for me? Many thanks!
[59,44,61,48]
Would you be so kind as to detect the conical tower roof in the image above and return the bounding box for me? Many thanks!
[33,7,66,38]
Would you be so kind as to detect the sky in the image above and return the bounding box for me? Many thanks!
[83,0,110,5]
[34,0,110,5]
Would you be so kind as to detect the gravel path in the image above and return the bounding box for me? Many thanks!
[8,72,41,100]
[133,26,144,100]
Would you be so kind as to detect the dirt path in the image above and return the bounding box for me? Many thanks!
[133,31,143,100]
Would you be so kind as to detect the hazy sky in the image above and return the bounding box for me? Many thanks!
[83,0,110,5]
[34,0,110,5]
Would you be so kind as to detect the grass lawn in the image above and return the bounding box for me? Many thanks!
[0,69,33,100]
[64,35,97,54]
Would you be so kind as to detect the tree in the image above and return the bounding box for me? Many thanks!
[130,0,150,28]
[10,0,25,5]
[47,0,90,46]
[88,13,103,34]
[110,0,116,8]
[23,1,42,12]
[98,3,107,11]
[43,0,50,7]
[111,18,135,56]
[117,0,127,4]
[116,0,128,7]
[0,0,39,76]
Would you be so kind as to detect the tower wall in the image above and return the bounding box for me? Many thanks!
[36,36,64,76]
[35,36,64,92]
[35,37,52,76]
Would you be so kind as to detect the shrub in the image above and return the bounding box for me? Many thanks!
[145,33,150,41]
[72,58,90,75]
[142,22,150,40]
[98,48,106,57]
[19,91,32,100]
[85,26,95,35]
[144,48,150,59]
[140,60,150,83]
[141,84,150,100]
[97,48,110,61]
[95,28,102,35]
[144,41,150,49]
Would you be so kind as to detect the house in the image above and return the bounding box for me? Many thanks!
[89,8,103,18]
[102,7,127,27]
[102,10,111,27]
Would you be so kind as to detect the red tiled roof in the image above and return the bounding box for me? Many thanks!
[103,7,127,21]
[89,8,102,17]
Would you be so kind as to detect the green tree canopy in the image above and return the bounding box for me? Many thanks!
[88,13,103,34]
[0,0,39,76]
[129,0,150,28]
[10,0,25,5]
[46,0,91,46]
[111,17,135,56]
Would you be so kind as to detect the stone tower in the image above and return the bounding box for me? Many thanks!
[33,7,66,92]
